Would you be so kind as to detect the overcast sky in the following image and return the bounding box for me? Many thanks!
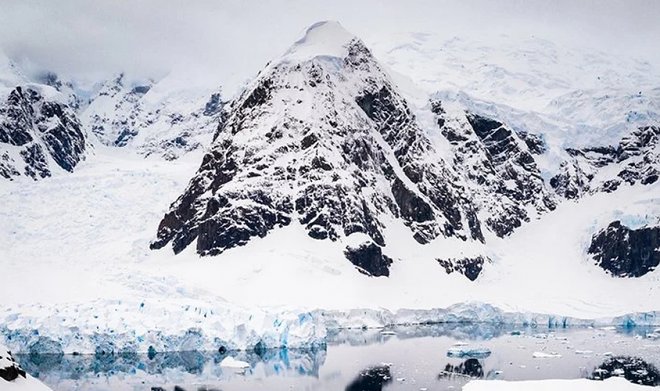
[1,0,658,94]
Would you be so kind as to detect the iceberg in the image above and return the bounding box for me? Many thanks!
[447,346,492,359]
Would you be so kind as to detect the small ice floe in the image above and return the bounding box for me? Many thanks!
[600,326,616,331]
[453,341,469,346]
[220,356,250,371]
[532,351,562,358]
[646,332,660,340]
[380,330,396,336]
[575,350,594,355]
[396,377,406,382]
[603,352,613,356]
[447,347,491,359]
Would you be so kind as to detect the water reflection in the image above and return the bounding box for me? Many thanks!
[14,324,660,390]
[345,365,392,391]
[327,322,511,346]
[17,347,327,381]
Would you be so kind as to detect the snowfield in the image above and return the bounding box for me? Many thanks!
[0,143,658,354]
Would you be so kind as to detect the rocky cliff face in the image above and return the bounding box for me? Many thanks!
[551,126,659,198]
[432,102,555,237]
[0,84,89,180]
[150,22,569,276]
[588,221,660,277]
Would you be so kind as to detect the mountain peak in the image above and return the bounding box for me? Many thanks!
[283,21,356,62]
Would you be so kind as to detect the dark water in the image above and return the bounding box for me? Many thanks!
[17,324,660,390]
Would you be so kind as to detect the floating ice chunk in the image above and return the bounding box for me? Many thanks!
[575,350,594,355]
[447,347,492,358]
[533,351,562,358]
[220,356,250,369]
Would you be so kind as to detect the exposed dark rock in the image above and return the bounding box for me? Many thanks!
[551,126,659,198]
[588,221,660,277]
[203,93,222,116]
[432,107,554,238]
[438,358,484,380]
[0,85,88,180]
[131,85,151,95]
[344,242,393,277]
[20,143,50,179]
[0,348,26,382]
[517,130,547,154]
[437,256,489,281]
[345,365,392,391]
[0,152,20,179]
[590,356,660,386]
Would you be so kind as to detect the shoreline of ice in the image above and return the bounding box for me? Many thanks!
[1,300,658,355]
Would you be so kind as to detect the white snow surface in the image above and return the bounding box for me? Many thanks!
[0,144,658,353]
[284,21,355,62]
[1,22,659,352]
[464,377,650,391]
[1,375,53,391]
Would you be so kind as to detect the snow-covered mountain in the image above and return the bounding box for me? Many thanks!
[151,21,657,281]
[0,53,90,181]
[551,125,659,198]
[81,72,223,160]
[0,18,658,366]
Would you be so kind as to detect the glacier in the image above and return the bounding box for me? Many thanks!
[2,300,659,355]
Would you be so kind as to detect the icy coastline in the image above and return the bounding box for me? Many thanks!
[2,301,658,355]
